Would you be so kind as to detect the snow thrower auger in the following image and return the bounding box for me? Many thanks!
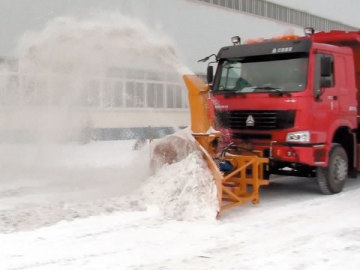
[150,75,269,217]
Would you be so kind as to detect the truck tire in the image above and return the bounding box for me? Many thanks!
[317,143,348,195]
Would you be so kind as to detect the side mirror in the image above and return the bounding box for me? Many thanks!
[320,77,332,88]
[207,65,214,84]
[320,56,332,77]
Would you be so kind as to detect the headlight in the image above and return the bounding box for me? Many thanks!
[286,131,310,143]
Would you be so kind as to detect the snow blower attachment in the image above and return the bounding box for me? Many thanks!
[183,74,269,216]
[149,75,269,217]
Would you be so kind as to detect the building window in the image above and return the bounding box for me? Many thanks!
[241,0,247,12]
[228,0,234,9]
[248,0,254,14]
[126,82,144,107]
[266,3,272,18]
[259,1,266,16]
[182,87,189,108]
[102,81,113,107]
[175,86,183,108]
[166,85,175,108]
[147,83,164,108]
[113,81,123,107]
[166,84,183,108]
[234,0,239,10]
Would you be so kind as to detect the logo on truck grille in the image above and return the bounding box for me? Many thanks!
[246,115,255,126]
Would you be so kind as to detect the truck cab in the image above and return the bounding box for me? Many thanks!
[206,28,360,195]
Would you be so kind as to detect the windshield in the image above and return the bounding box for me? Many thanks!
[214,53,308,94]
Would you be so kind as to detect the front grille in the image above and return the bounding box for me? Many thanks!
[216,110,296,131]
[232,133,272,140]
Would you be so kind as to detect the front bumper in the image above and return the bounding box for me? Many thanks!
[219,134,329,167]
[270,142,328,166]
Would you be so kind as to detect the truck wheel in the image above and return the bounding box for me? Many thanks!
[317,144,348,195]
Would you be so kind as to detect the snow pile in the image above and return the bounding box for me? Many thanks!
[0,140,151,233]
[139,128,219,222]
[142,150,219,221]
[0,195,145,233]
[0,141,220,232]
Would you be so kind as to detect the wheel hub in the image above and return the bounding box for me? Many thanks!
[332,156,347,183]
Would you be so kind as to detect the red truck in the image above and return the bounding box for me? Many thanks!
[204,27,360,195]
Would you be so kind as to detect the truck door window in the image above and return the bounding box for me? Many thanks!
[315,53,334,89]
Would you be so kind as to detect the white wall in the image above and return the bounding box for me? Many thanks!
[0,108,190,129]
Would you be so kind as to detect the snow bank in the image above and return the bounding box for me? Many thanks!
[142,150,219,221]
[0,134,219,232]
[0,195,145,233]
[140,127,219,221]
[0,143,219,233]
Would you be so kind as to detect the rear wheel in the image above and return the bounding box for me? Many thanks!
[317,144,348,195]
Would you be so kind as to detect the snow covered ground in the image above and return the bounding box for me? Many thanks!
[1,139,360,270]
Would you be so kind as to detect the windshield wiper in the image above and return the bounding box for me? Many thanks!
[252,86,291,97]
[217,89,246,98]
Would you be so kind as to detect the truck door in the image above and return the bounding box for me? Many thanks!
[312,53,339,139]
[335,55,357,116]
